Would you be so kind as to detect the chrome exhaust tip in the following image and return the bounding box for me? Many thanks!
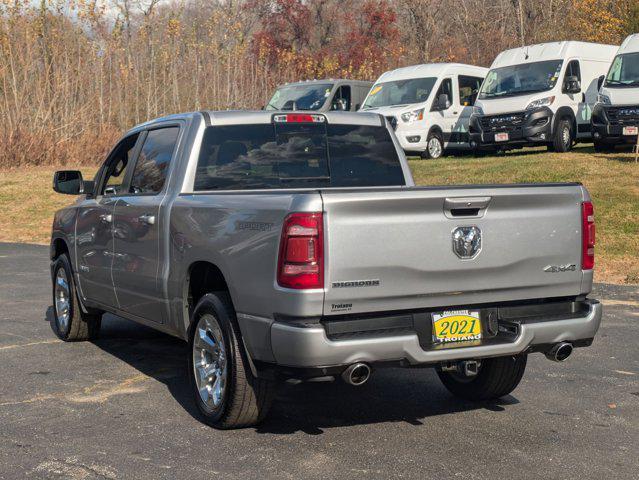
[545,342,573,362]
[341,363,371,386]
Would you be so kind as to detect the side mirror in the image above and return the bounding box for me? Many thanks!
[53,170,93,195]
[436,93,451,110]
[564,76,581,94]
[597,75,605,91]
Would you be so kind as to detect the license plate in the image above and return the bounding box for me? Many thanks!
[494,132,509,142]
[432,310,482,344]
[623,126,638,136]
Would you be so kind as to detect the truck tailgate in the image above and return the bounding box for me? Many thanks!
[321,184,588,316]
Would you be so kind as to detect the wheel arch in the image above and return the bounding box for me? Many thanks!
[183,261,233,332]
[183,263,259,379]
[552,106,576,135]
[50,236,69,261]
[427,124,444,138]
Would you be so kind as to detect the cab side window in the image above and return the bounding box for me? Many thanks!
[458,76,483,106]
[331,86,351,111]
[129,127,180,195]
[432,78,453,111]
[564,60,581,84]
[101,134,140,196]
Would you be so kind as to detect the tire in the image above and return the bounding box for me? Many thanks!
[551,118,573,152]
[437,355,527,401]
[188,292,275,429]
[422,130,444,159]
[593,140,614,153]
[51,254,102,341]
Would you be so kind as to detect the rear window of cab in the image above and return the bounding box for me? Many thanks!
[194,123,404,190]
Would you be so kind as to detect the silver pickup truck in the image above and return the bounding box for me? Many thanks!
[50,111,602,429]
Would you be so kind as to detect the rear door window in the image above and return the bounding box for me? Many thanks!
[130,127,180,194]
[194,122,404,190]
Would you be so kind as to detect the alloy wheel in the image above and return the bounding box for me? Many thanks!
[428,137,442,158]
[192,314,228,411]
[54,268,70,332]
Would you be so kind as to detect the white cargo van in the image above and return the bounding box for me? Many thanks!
[470,41,617,152]
[359,63,488,158]
[592,34,639,151]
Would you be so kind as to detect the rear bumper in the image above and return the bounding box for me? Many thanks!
[470,107,552,148]
[239,299,602,370]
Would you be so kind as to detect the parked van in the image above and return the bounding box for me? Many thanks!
[470,41,618,152]
[592,34,639,151]
[359,63,488,158]
[265,79,372,112]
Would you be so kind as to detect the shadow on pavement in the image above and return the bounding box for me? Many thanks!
[46,306,519,435]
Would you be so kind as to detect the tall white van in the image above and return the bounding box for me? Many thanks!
[592,34,639,151]
[359,63,488,158]
[470,41,617,152]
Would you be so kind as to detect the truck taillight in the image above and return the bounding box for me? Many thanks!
[582,201,595,270]
[277,212,324,289]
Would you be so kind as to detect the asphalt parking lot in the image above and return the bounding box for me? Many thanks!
[1,242,638,479]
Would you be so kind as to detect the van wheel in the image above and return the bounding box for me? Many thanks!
[437,355,527,401]
[189,293,275,429]
[51,254,102,341]
[551,118,573,152]
[422,131,444,159]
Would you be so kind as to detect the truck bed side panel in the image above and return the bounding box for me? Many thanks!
[168,191,324,336]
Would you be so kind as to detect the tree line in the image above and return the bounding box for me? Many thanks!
[0,0,637,166]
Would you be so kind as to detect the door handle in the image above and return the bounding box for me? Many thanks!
[99,214,112,223]
[453,111,458,114]
[138,214,156,225]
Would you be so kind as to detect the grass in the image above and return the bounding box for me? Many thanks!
[0,167,97,245]
[0,144,637,284]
